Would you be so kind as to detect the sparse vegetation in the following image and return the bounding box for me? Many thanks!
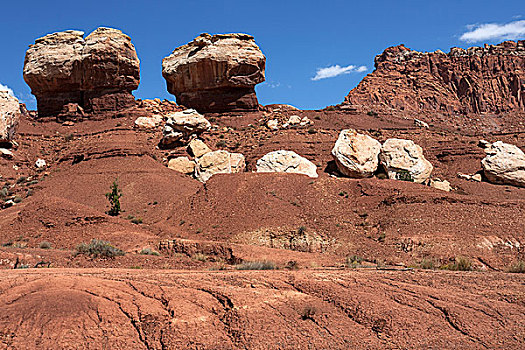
[346,255,363,268]
[508,261,525,273]
[441,257,472,271]
[419,258,435,269]
[367,111,378,117]
[216,140,227,148]
[297,226,307,235]
[39,241,52,249]
[300,305,317,320]
[325,105,337,111]
[76,239,125,258]
[395,170,414,182]
[131,217,143,225]
[236,260,276,270]
[139,248,160,256]
[105,179,122,216]
[192,253,208,262]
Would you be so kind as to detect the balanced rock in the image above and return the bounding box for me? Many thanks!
[379,139,433,183]
[481,141,525,187]
[0,91,21,142]
[23,28,140,119]
[256,150,318,178]
[161,109,211,147]
[162,33,265,112]
[195,150,245,182]
[331,129,381,178]
[168,157,195,174]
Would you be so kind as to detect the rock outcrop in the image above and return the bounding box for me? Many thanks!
[342,40,525,114]
[331,129,381,178]
[168,156,195,174]
[481,141,525,187]
[256,150,318,178]
[0,91,21,142]
[161,109,211,147]
[379,139,433,183]
[23,28,140,119]
[195,150,246,182]
[162,33,265,112]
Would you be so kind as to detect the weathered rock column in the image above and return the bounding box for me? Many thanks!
[23,27,140,119]
[162,33,265,113]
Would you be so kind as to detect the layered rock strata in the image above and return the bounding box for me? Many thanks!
[23,27,140,119]
[162,33,265,112]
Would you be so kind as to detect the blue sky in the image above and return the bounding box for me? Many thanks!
[1,0,524,110]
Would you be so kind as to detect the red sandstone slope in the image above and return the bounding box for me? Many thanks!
[1,269,524,349]
[342,40,525,115]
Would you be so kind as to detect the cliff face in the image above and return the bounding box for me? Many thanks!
[342,40,525,114]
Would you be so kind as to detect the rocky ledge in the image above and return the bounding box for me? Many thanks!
[342,40,525,115]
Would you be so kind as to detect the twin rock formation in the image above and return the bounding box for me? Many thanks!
[23,28,266,119]
[343,40,525,114]
[162,33,266,112]
[23,28,140,119]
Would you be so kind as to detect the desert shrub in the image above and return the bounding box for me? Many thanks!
[307,128,317,134]
[105,179,122,216]
[285,260,299,270]
[192,253,208,262]
[325,105,337,111]
[395,170,414,182]
[0,188,8,197]
[13,196,22,204]
[297,226,307,235]
[442,257,472,271]
[140,248,160,256]
[419,258,435,269]
[39,241,52,249]
[76,239,125,258]
[367,111,378,117]
[236,260,276,270]
[300,305,317,320]
[216,140,227,148]
[508,261,525,273]
[131,217,143,225]
[346,255,363,268]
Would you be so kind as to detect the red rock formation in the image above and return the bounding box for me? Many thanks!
[23,28,140,119]
[162,33,266,113]
[342,40,525,114]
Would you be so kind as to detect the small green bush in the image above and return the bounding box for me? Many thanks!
[395,170,414,182]
[139,248,160,256]
[508,261,525,273]
[76,239,125,258]
[105,179,122,216]
[192,253,208,262]
[236,260,276,270]
[131,217,143,225]
[346,255,363,268]
[419,258,435,269]
[442,257,472,271]
[367,111,378,117]
[39,241,52,249]
[325,105,337,111]
[300,305,317,320]
[215,140,227,148]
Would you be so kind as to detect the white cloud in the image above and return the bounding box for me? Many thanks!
[311,64,367,81]
[0,84,14,97]
[460,20,525,43]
